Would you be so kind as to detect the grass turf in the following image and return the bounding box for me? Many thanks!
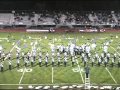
[0,32,120,89]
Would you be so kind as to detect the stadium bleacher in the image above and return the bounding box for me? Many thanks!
[0,13,14,25]
[0,11,120,26]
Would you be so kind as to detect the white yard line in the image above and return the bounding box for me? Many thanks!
[104,45,118,84]
[52,67,54,84]
[0,83,120,86]
[0,38,8,40]
[96,37,118,85]
[110,46,120,56]
[10,42,18,53]
[4,40,20,61]
[18,40,36,84]
[0,83,84,86]
[19,68,26,84]
[18,39,34,85]
[76,59,84,83]
[31,38,41,40]
[105,68,117,84]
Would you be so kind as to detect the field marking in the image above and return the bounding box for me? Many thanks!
[1,36,118,86]
[18,39,36,84]
[95,37,118,84]
[0,83,119,86]
[76,59,84,83]
[105,68,117,84]
[19,68,26,84]
[19,39,36,84]
[18,40,35,84]
[110,46,120,56]
[0,83,85,86]
[0,38,8,40]
[104,43,118,84]
[91,38,118,85]
[17,68,32,73]
[52,67,54,83]
[31,38,41,40]
[3,40,20,61]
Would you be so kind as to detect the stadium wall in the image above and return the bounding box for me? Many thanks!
[0,27,120,33]
[0,27,26,32]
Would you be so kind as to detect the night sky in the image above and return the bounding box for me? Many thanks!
[0,0,120,11]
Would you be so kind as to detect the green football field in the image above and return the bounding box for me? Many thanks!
[0,32,120,89]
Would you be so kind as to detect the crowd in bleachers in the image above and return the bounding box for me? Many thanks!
[0,10,120,26]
